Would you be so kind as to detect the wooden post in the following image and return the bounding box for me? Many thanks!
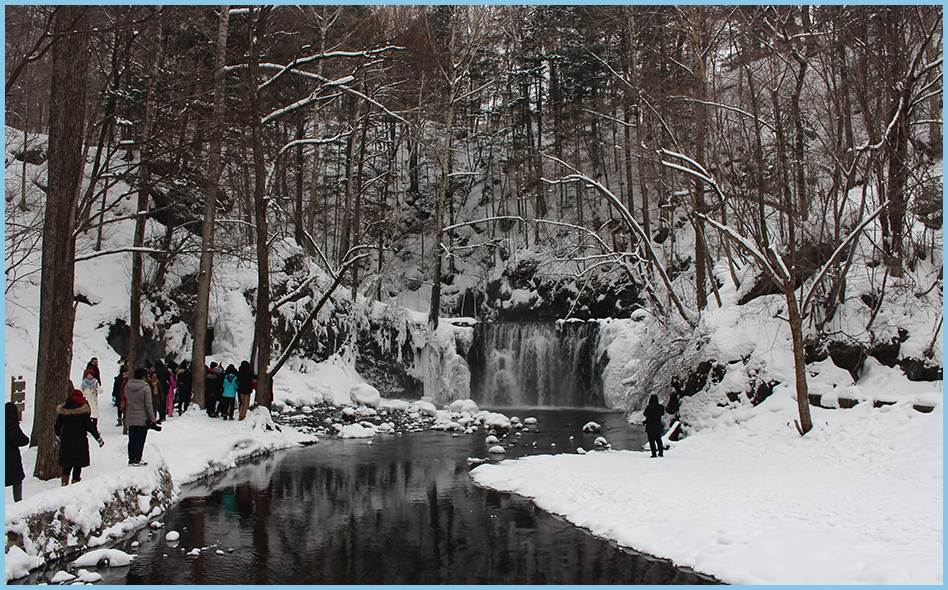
[11,375,26,419]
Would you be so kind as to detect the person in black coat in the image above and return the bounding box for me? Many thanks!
[54,389,104,486]
[643,394,665,458]
[236,360,254,420]
[6,402,29,502]
[85,357,101,386]
[153,360,171,423]
[174,360,192,416]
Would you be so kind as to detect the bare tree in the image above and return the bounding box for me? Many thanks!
[32,6,90,480]
[191,5,230,410]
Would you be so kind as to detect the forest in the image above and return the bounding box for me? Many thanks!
[5,6,943,479]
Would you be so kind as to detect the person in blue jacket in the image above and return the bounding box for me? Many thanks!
[219,365,238,420]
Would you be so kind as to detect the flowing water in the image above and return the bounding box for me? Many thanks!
[466,322,605,407]
[19,409,719,585]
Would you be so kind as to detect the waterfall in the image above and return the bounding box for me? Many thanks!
[465,321,605,408]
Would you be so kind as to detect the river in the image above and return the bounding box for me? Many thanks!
[18,408,719,585]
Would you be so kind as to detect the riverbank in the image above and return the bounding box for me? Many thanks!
[471,382,943,585]
[4,407,314,580]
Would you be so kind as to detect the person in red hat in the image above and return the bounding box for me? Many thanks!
[54,387,104,486]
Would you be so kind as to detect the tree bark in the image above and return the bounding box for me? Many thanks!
[128,11,162,376]
[191,5,229,410]
[428,12,458,331]
[786,289,813,435]
[32,6,90,480]
[247,6,274,408]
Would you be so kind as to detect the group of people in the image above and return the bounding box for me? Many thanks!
[5,355,260,502]
[203,360,256,421]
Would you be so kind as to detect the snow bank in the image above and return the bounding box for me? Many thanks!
[472,388,943,585]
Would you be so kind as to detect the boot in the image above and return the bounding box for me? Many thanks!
[61,475,69,486]
[72,477,81,484]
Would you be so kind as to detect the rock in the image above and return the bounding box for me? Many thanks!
[594,436,608,447]
[582,421,601,433]
[488,445,506,454]
[485,435,500,444]
[576,447,587,454]
[350,383,382,408]
[166,531,180,542]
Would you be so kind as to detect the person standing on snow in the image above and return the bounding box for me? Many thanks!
[236,360,254,420]
[113,367,127,427]
[174,360,192,415]
[643,394,666,458]
[6,402,29,502]
[54,389,105,486]
[153,360,171,423]
[85,357,101,386]
[125,368,156,466]
[220,365,238,420]
[80,368,100,427]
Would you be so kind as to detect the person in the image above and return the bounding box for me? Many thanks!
[220,365,238,420]
[205,363,220,418]
[113,367,127,427]
[80,368,100,426]
[54,389,104,486]
[85,357,101,386]
[166,366,176,419]
[147,367,163,424]
[6,402,29,502]
[153,360,171,423]
[125,367,156,466]
[643,394,666,458]
[236,360,254,420]
[175,360,192,415]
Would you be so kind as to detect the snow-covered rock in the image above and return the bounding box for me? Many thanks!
[337,423,375,438]
[485,435,500,444]
[72,548,135,567]
[350,383,382,408]
[448,399,479,414]
[582,421,601,433]
[488,445,506,454]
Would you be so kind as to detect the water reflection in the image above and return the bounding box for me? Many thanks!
[22,409,719,585]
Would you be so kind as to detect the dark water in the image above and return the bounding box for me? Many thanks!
[22,409,719,585]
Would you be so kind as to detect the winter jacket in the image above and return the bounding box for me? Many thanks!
[175,367,192,400]
[112,373,125,405]
[221,373,238,398]
[124,378,155,427]
[236,362,254,397]
[643,398,666,437]
[81,376,100,420]
[6,417,29,486]
[54,402,102,469]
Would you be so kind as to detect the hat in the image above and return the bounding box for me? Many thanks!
[71,389,86,406]
[85,369,95,377]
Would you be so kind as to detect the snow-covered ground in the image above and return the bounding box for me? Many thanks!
[473,382,942,585]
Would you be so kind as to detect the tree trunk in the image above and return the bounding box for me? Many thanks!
[786,289,813,435]
[191,5,229,410]
[247,7,274,408]
[128,11,161,376]
[32,6,90,480]
[429,17,458,331]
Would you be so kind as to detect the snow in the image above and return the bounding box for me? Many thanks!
[472,387,943,585]
[71,548,135,568]
[349,383,381,407]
